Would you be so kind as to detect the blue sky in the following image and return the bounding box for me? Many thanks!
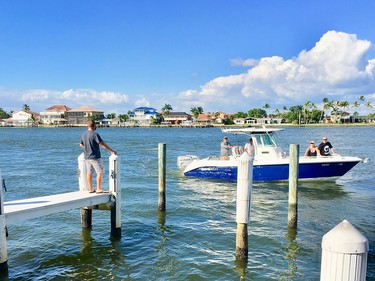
[1,0,375,115]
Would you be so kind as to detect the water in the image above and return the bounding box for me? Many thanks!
[0,126,374,280]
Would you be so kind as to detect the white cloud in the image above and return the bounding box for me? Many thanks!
[230,58,259,67]
[177,30,375,113]
[134,97,151,108]
[1,88,130,114]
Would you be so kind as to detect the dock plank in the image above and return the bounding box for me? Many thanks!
[4,191,112,225]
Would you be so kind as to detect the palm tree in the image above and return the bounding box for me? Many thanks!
[161,104,173,116]
[338,101,349,123]
[263,103,270,118]
[190,107,204,119]
[320,97,329,122]
[365,101,373,122]
[303,101,311,124]
[22,104,30,111]
[352,101,360,109]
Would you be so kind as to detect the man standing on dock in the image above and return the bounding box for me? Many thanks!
[80,120,117,193]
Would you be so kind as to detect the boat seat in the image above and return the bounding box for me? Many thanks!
[232,146,244,158]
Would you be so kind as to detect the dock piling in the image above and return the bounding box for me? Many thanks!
[0,170,8,274]
[320,220,369,281]
[78,153,88,191]
[288,144,299,229]
[235,155,254,261]
[158,143,166,212]
[109,154,121,238]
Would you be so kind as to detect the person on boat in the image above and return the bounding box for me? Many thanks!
[304,140,318,157]
[318,136,335,157]
[220,136,233,159]
[244,137,255,157]
[80,120,117,193]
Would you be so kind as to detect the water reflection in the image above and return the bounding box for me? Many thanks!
[279,228,303,280]
[234,259,247,280]
[298,180,350,200]
[154,211,180,278]
[36,228,127,279]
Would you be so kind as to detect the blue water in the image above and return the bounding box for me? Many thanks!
[0,126,374,280]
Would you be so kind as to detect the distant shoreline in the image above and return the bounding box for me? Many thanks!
[1,122,375,129]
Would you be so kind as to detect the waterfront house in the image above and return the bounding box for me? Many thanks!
[8,110,40,126]
[128,107,159,126]
[256,117,283,125]
[40,105,71,125]
[195,113,215,126]
[67,106,104,125]
[163,112,192,125]
[214,112,232,124]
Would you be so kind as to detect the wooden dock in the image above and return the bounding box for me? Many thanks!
[4,191,112,225]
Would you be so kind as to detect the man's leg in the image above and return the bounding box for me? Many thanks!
[96,172,103,191]
[87,172,94,192]
[85,160,96,193]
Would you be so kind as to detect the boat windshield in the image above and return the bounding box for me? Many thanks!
[254,132,278,147]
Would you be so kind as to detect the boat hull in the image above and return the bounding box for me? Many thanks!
[183,158,361,182]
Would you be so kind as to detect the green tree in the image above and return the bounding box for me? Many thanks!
[285,105,303,124]
[248,108,267,118]
[263,103,270,117]
[232,111,247,118]
[162,104,173,115]
[0,108,10,119]
[118,114,129,122]
[22,104,30,111]
[338,101,350,123]
[106,113,116,119]
[191,106,204,119]
[365,101,373,122]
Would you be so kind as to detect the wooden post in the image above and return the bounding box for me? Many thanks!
[288,144,299,229]
[235,154,253,261]
[0,170,8,274]
[81,209,92,228]
[320,220,369,281]
[158,143,166,211]
[109,154,121,238]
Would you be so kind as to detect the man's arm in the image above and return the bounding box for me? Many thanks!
[100,141,117,155]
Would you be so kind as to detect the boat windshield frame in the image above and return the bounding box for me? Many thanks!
[254,132,279,147]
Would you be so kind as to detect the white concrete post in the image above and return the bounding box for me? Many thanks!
[0,170,8,273]
[288,144,299,229]
[78,153,88,191]
[236,155,253,224]
[235,154,254,260]
[320,220,369,281]
[109,154,121,237]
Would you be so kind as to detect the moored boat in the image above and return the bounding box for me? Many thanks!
[177,127,365,182]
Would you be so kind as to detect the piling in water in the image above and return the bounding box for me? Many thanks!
[288,144,299,229]
[109,154,122,238]
[158,143,166,212]
[81,209,92,228]
[235,155,253,261]
[0,170,8,274]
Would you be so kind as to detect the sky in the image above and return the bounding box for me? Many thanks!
[1,0,375,115]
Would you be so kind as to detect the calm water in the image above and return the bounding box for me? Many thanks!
[0,126,374,280]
